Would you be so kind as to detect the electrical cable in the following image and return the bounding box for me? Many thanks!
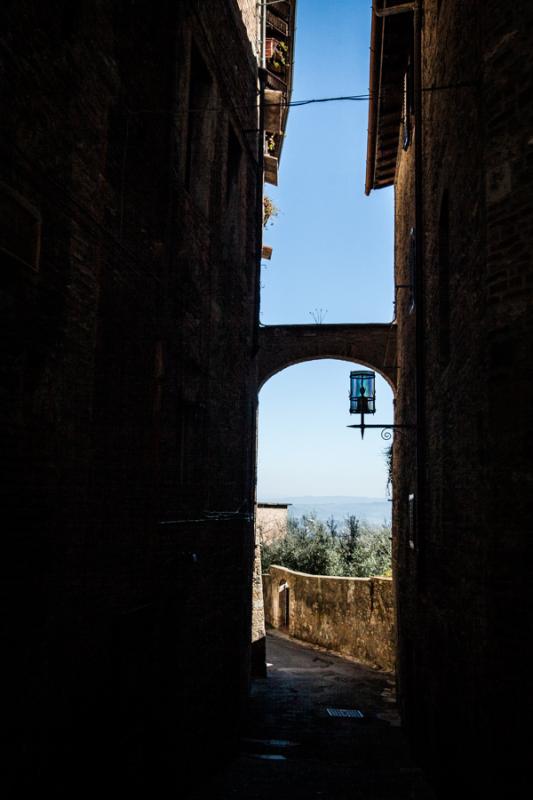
[183,81,479,113]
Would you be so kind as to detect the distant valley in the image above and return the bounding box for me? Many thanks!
[259,496,391,525]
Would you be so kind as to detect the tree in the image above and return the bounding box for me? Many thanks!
[261,513,392,578]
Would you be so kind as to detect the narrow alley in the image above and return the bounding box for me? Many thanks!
[190,631,435,800]
[2,2,532,794]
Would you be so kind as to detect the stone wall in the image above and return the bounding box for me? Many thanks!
[263,566,395,671]
[251,540,267,676]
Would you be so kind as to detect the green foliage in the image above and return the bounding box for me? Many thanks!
[261,513,392,578]
[263,195,279,228]
[384,443,393,497]
[269,40,289,72]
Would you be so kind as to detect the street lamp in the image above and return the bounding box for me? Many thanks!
[348,370,414,440]
[349,370,376,416]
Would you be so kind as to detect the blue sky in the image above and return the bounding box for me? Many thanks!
[257,0,395,499]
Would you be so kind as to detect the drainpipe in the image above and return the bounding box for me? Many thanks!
[412,3,426,587]
[261,0,267,68]
[252,3,267,354]
[252,67,266,355]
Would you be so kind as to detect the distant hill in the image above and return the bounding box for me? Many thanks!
[259,496,391,525]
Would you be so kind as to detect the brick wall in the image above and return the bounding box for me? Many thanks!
[0,0,260,791]
[391,0,533,793]
[257,323,398,389]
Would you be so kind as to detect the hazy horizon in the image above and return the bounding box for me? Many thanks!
[258,495,391,525]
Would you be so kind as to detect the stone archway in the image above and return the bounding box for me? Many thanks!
[252,321,398,677]
[256,323,397,391]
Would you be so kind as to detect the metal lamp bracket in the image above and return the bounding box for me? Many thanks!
[347,423,415,441]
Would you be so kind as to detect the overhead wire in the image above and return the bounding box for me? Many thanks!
[126,81,478,116]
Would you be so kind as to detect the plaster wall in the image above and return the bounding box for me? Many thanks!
[256,505,289,544]
[237,0,260,56]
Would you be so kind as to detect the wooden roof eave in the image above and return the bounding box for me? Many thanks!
[365,9,382,196]
[277,0,297,164]
[365,4,410,195]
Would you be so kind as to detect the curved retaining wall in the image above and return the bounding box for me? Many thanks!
[263,565,395,671]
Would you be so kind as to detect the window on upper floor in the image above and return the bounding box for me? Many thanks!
[226,124,242,205]
[0,182,41,272]
[438,191,451,367]
[225,123,244,258]
[186,44,215,216]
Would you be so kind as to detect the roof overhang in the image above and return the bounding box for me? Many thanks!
[272,0,296,163]
[263,0,297,184]
[365,1,412,195]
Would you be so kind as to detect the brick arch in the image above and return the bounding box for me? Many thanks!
[257,323,397,391]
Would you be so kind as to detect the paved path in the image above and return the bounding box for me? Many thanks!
[189,630,435,799]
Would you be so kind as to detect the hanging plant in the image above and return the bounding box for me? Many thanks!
[267,40,289,74]
[263,195,279,228]
[384,444,393,498]
[266,133,276,153]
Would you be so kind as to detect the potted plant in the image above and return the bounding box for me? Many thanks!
[266,38,288,75]
[265,37,278,60]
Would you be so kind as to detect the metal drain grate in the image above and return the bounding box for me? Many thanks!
[326,708,364,718]
[249,754,287,761]
[243,738,299,749]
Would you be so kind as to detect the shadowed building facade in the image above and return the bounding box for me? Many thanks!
[0,0,294,790]
[366,0,533,794]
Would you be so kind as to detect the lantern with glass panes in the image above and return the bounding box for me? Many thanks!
[350,370,375,413]
[348,370,414,440]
